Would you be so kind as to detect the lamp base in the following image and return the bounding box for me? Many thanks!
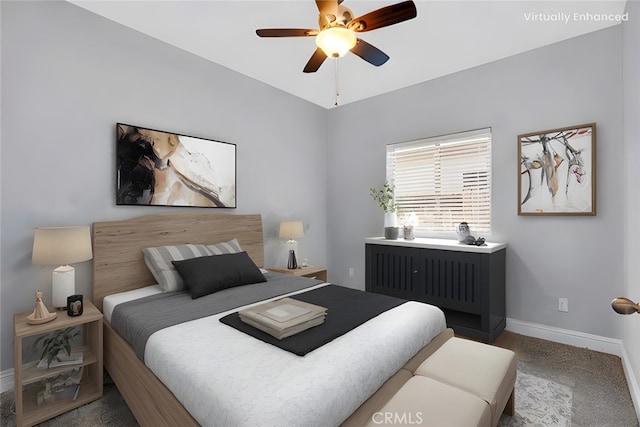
[287,250,298,269]
[53,265,75,309]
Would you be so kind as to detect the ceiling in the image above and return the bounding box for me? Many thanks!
[68,0,627,109]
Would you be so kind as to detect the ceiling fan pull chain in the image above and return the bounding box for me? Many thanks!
[334,58,340,106]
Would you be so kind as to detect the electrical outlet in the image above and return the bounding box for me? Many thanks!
[558,298,569,312]
[349,268,355,277]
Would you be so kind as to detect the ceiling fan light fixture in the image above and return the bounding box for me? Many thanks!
[315,27,357,58]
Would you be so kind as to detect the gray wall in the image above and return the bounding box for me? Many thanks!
[623,0,640,405]
[326,26,625,339]
[0,1,328,371]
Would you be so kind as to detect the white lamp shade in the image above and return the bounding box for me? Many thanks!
[279,221,304,239]
[32,226,93,265]
[315,27,357,57]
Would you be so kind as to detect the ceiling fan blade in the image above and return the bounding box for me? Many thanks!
[350,0,417,32]
[256,28,318,37]
[303,48,328,73]
[350,38,389,66]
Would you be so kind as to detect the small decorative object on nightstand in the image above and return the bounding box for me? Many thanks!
[13,299,103,427]
[67,295,83,317]
[26,290,57,325]
[269,265,327,282]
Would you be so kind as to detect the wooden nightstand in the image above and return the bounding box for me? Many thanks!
[13,299,103,427]
[269,265,328,282]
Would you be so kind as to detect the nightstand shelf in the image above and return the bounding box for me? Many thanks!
[20,377,100,426]
[13,299,103,427]
[269,265,328,282]
[20,345,98,386]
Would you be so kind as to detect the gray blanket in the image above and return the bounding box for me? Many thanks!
[110,272,323,361]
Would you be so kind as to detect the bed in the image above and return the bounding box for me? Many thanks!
[92,212,447,426]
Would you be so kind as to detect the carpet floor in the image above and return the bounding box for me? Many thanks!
[494,331,638,427]
[1,331,637,426]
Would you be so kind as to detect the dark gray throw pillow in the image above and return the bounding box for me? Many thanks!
[172,251,267,299]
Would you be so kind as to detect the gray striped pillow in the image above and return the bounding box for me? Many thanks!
[206,239,243,255]
[143,239,242,292]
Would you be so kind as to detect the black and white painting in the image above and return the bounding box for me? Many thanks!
[518,123,595,215]
[117,123,236,208]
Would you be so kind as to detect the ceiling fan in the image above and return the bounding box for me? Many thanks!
[256,0,417,73]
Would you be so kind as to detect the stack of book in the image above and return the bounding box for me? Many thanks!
[239,297,327,340]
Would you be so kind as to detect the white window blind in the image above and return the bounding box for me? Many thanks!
[387,128,492,234]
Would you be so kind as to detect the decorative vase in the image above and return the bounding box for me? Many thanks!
[384,211,398,228]
[385,227,399,240]
[456,222,470,242]
[404,226,415,240]
[384,212,399,240]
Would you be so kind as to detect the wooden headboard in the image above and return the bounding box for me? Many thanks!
[92,211,264,312]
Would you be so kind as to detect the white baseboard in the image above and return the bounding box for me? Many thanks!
[0,368,14,394]
[506,318,623,356]
[620,345,640,422]
[506,317,640,420]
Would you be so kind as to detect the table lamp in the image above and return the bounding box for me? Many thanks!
[279,221,304,269]
[32,226,93,309]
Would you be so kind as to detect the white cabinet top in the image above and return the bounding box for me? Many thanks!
[365,237,507,254]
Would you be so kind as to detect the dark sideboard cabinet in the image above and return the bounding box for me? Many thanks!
[365,239,506,342]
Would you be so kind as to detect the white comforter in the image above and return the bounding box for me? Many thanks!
[109,284,446,426]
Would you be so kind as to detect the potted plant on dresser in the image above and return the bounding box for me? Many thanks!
[370,181,399,239]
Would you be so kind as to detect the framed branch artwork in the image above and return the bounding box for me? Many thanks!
[117,123,236,208]
[518,123,596,216]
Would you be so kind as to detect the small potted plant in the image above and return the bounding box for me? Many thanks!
[403,212,419,240]
[33,327,80,369]
[370,181,399,239]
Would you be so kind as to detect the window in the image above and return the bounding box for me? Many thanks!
[386,128,492,234]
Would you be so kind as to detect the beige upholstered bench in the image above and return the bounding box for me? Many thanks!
[362,375,492,427]
[342,330,516,427]
[414,337,517,426]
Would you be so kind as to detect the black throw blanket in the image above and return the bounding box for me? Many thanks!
[219,285,407,356]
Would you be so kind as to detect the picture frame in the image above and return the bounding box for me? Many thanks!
[66,295,83,317]
[116,123,236,208]
[518,123,596,216]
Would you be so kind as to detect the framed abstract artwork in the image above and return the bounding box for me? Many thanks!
[518,123,596,216]
[116,123,236,208]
